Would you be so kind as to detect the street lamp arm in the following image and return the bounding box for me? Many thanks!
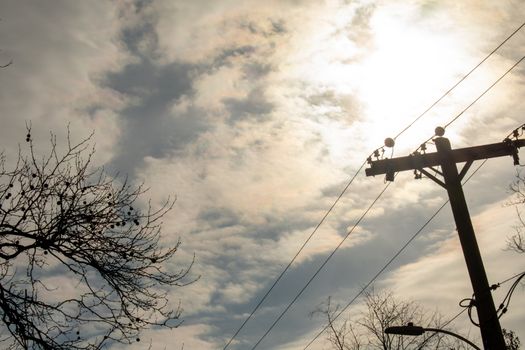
[423,328,481,350]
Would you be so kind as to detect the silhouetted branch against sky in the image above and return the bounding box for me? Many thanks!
[507,170,525,254]
[1,1,525,348]
[312,289,470,350]
[0,126,194,349]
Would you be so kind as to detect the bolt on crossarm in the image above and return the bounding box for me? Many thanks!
[365,133,525,350]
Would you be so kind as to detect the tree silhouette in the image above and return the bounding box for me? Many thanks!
[311,289,473,350]
[0,127,194,349]
[508,170,525,253]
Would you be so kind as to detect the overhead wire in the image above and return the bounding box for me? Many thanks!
[459,269,525,325]
[250,183,392,350]
[412,307,469,349]
[497,269,525,285]
[225,18,525,350]
[303,159,488,349]
[303,202,449,348]
[445,55,525,129]
[261,50,523,348]
[414,269,525,349]
[418,53,525,150]
[496,270,525,319]
[221,159,368,350]
[393,20,525,141]
[299,24,525,350]
[256,49,525,349]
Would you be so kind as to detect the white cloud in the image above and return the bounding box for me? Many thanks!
[3,0,525,349]
[0,1,130,164]
[383,199,525,335]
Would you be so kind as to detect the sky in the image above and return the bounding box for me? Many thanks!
[1,0,525,349]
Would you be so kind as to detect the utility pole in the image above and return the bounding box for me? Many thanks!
[365,133,525,350]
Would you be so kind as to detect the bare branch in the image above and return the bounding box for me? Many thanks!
[312,289,472,350]
[0,127,194,349]
[506,170,525,253]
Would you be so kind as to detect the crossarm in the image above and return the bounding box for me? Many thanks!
[365,138,525,177]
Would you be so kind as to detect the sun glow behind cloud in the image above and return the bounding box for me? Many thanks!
[358,10,467,145]
[2,0,525,349]
[186,0,523,339]
[270,0,485,160]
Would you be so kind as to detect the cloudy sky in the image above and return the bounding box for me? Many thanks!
[1,0,525,349]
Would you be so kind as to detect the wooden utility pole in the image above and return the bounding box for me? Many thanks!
[365,136,525,350]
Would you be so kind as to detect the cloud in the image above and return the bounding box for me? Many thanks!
[3,0,525,349]
[110,323,218,350]
[382,200,525,332]
[0,1,128,163]
[223,87,274,124]
[102,59,207,174]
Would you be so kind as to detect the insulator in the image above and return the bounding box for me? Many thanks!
[420,143,427,151]
[434,126,445,137]
[373,149,380,158]
[384,137,395,148]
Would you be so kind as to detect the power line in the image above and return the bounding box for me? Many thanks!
[393,20,525,141]
[293,52,513,348]
[223,18,525,350]
[302,159,488,349]
[445,55,525,129]
[496,270,525,319]
[302,201,448,349]
[417,53,525,149]
[413,308,468,349]
[250,183,392,350]
[441,308,469,329]
[417,269,525,349]
[221,160,368,350]
[280,57,522,346]
[243,45,524,350]
[498,269,525,285]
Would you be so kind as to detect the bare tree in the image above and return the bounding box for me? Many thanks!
[508,170,525,253]
[0,127,194,349]
[311,289,472,350]
[310,296,364,350]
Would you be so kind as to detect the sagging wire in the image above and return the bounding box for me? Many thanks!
[459,295,481,328]
[221,159,369,350]
[250,182,392,350]
[459,270,525,327]
[496,270,525,319]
